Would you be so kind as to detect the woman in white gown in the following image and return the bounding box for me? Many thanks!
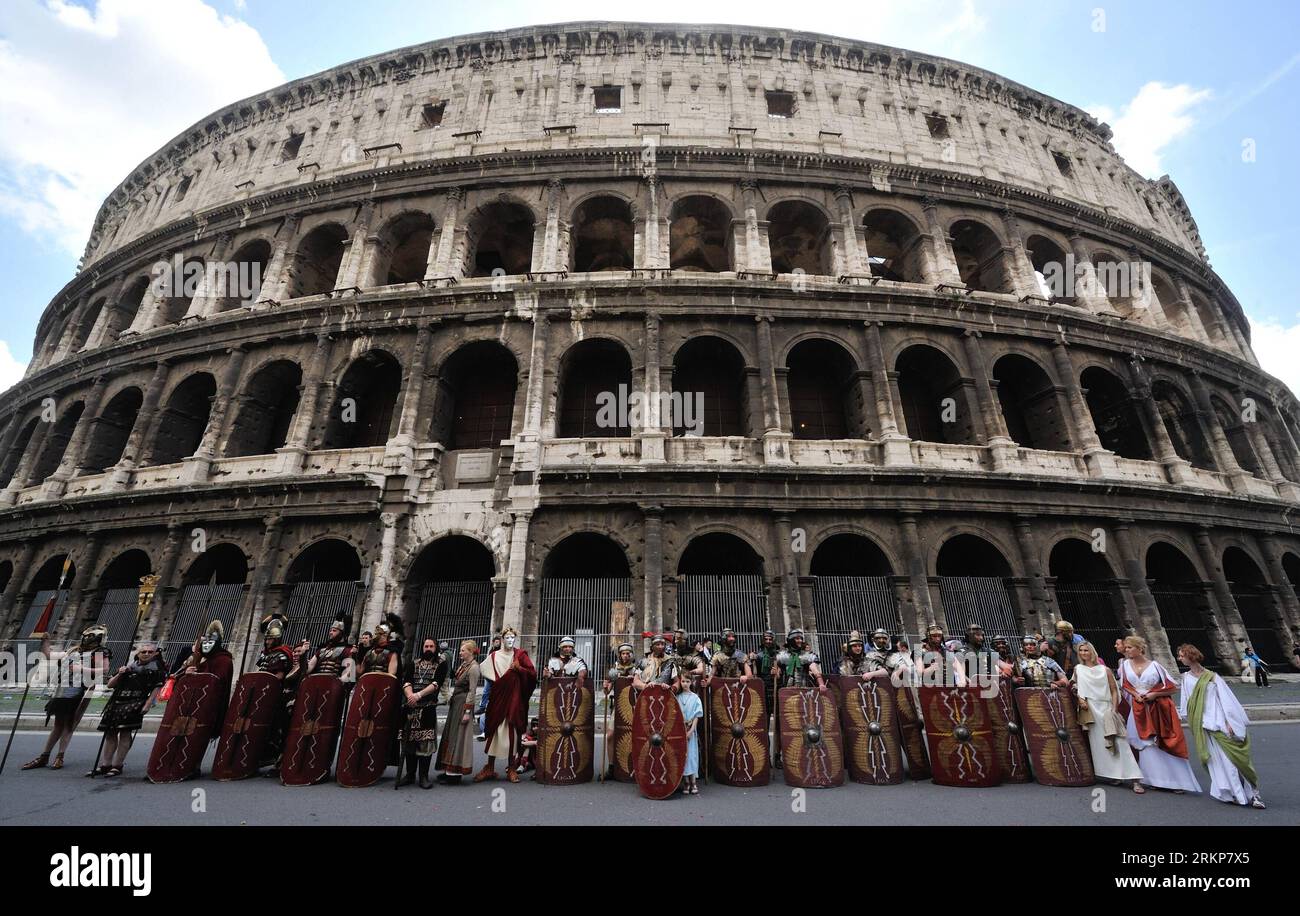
[1072,642,1145,791]
[1117,635,1201,793]
[1176,644,1265,808]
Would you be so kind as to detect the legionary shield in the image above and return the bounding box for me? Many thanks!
[212,671,282,781]
[1014,687,1095,787]
[631,683,687,799]
[919,685,1000,788]
[336,671,401,788]
[777,686,844,788]
[985,678,1031,784]
[894,683,931,780]
[280,674,346,787]
[708,677,769,787]
[537,676,595,785]
[146,672,226,784]
[610,677,637,782]
[833,675,905,785]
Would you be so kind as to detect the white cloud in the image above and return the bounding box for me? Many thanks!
[0,0,285,256]
[1246,318,1300,399]
[0,340,29,394]
[1088,82,1211,178]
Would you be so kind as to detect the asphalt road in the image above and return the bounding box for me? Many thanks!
[1,723,1297,826]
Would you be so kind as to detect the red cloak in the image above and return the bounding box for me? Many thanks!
[483,649,537,757]
[1123,667,1188,759]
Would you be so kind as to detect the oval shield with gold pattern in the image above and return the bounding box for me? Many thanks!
[280,674,346,787]
[919,685,1000,788]
[832,675,904,785]
[146,672,226,784]
[537,676,594,785]
[709,677,769,787]
[778,686,844,788]
[985,678,1031,783]
[610,677,637,782]
[1013,687,1095,787]
[631,683,686,799]
[336,671,401,788]
[212,671,281,781]
[894,683,931,780]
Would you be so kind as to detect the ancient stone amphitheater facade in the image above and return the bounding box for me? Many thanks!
[3,22,1298,673]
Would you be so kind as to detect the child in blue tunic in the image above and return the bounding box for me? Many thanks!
[676,676,703,795]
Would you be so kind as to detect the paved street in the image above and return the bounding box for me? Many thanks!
[1,722,1296,826]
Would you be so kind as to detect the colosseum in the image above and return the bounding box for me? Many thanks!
[2,21,1298,678]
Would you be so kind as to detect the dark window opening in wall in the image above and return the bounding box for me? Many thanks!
[1049,539,1123,667]
[407,536,497,648]
[537,534,634,646]
[429,341,519,450]
[896,344,978,445]
[466,201,535,277]
[571,196,634,272]
[225,360,303,458]
[421,101,446,128]
[1223,547,1286,666]
[992,354,1071,451]
[1025,235,1073,302]
[106,276,150,340]
[1146,542,1215,669]
[283,539,364,649]
[863,209,924,282]
[1213,397,1262,476]
[558,339,633,438]
[372,212,436,286]
[183,544,249,587]
[81,387,143,474]
[786,338,860,440]
[30,402,85,483]
[1152,381,1215,470]
[766,90,795,118]
[1052,152,1073,177]
[70,299,105,352]
[672,336,747,437]
[0,418,39,488]
[675,533,768,638]
[950,220,1013,294]
[174,175,193,203]
[291,224,348,297]
[544,532,633,579]
[767,200,831,275]
[320,350,403,450]
[925,113,950,139]
[146,373,216,467]
[669,196,732,271]
[219,239,271,311]
[1080,366,1152,461]
[280,132,305,162]
[159,257,205,324]
[593,86,622,113]
[809,534,892,578]
[935,534,1017,635]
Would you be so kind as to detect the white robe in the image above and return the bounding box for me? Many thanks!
[480,649,518,760]
[1073,663,1143,782]
[1179,671,1259,805]
[1118,659,1201,793]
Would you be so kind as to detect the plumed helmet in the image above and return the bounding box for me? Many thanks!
[260,613,289,642]
[200,619,225,653]
[80,624,108,650]
[846,630,865,647]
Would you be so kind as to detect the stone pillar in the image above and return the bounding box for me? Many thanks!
[833,187,868,276]
[0,409,53,505]
[1170,278,1213,345]
[1049,339,1116,477]
[897,512,935,631]
[146,522,186,642]
[83,274,128,350]
[277,334,333,475]
[1010,516,1052,631]
[55,532,105,641]
[774,514,803,632]
[257,215,301,305]
[0,541,38,640]
[429,188,464,279]
[363,511,401,634]
[42,375,110,499]
[390,324,432,452]
[642,506,664,634]
[641,176,669,269]
[738,180,771,274]
[501,511,532,634]
[755,316,790,464]
[540,179,567,272]
[863,321,911,466]
[108,359,171,490]
[1189,372,1253,494]
[1067,235,1110,314]
[185,233,233,319]
[1256,535,1300,659]
[997,208,1039,299]
[1129,358,1196,485]
[513,311,550,471]
[335,201,376,291]
[640,313,666,463]
[124,264,166,335]
[920,197,962,286]
[232,515,285,677]
[961,330,1016,469]
[1241,400,1298,499]
[180,346,247,484]
[1109,522,1176,668]
[1191,526,1250,673]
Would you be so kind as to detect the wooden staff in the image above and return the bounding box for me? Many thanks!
[88,575,159,777]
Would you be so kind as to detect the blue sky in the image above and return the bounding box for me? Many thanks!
[1,0,1297,390]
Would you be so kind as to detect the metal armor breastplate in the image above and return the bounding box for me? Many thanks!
[315,644,346,677]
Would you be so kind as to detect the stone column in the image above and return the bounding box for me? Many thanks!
[83,274,128,350]
[428,188,464,279]
[108,359,171,490]
[755,316,790,464]
[185,232,233,319]
[363,511,401,633]
[277,334,333,475]
[774,514,803,632]
[1189,372,1253,494]
[1256,535,1300,659]
[1129,358,1196,485]
[641,176,669,269]
[961,330,1016,469]
[389,324,432,456]
[145,522,186,641]
[997,208,1039,299]
[1241,399,1299,499]
[232,515,285,677]
[737,179,771,274]
[640,313,666,463]
[1109,521,1176,668]
[180,346,247,484]
[42,375,110,499]
[1191,526,1250,673]
[1049,339,1116,477]
[540,179,567,273]
[863,321,912,465]
[897,512,935,631]
[335,201,376,291]
[1011,516,1052,631]
[512,311,550,471]
[124,263,167,335]
[1067,235,1110,314]
[833,187,868,276]
[257,215,301,305]
[55,532,105,641]
[0,409,53,505]
[919,197,961,286]
[0,541,38,640]
[1170,278,1213,345]
[642,506,664,634]
[501,511,532,634]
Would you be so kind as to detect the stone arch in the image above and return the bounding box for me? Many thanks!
[1146,541,1215,668]
[368,210,436,287]
[0,416,40,488]
[218,238,272,311]
[146,372,216,466]
[809,532,893,576]
[786,337,864,440]
[672,335,748,437]
[182,542,249,585]
[556,337,633,438]
[992,353,1071,451]
[949,219,1013,294]
[1151,379,1215,470]
[105,276,152,340]
[89,548,154,656]
[1025,234,1073,303]
[570,195,634,272]
[15,553,77,643]
[464,199,535,277]
[157,255,206,324]
[405,535,498,646]
[428,340,519,449]
[862,207,925,282]
[1223,545,1284,664]
[224,359,303,458]
[669,195,733,271]
[30,401,85,482]
[1210,394,1260,475]
[935,532,1019,635]
[896,343,978,445]
[1049,537,1124,665]
[319,349,402,449]
[1090,248,1137,317]
[1080,365,1152,460]
[69,298,106,352]
[1149,269,1192,335]
[291,223,349,297]
[81,386,143,473]
[279,538,365,646]
[767,199,832,275]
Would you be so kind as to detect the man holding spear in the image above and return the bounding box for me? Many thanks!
[88,574,161,778]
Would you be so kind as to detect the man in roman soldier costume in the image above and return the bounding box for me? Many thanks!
[544,636,589,685]
[775,629,827,691]
[992,635,1017,678]
[474,627,537,783]
[145,619,235,782]
[709,628,753,681]
[22,626,112,772]
[839,630,888,679]
[305,616,356,680]
[671,628,707,678]
[633,634,679,689]
[1016,636,1068,689]
[605,642,639,690]
[1045,620,1082,677]
[255,613,300,771]
[869,628,892,655]
[94,640,165,777]
[400,636,447,788]
[954,623,999,687]
[360,615,402,676]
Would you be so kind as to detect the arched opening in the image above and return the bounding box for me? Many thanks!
[671,336,747,437]
[1223,547,1285,666]
[1151,381,1215,470]
[809,533,898,646]
[896,345,978,445]
[1150,272,1191,334]
[1080,366,1152,460]
[767,200,831,275]
[146,373,216,466]
[218,239,271,311]
[429,342,518,450]
[407,536,497,649]
[105,277,151,340]
[950,220,1012,294]
[570,196,634,272]
[15,555,76,649]
[224,361,303,458]
[992,354,1071,451]
[1282,552,1300,610]
[936,534,1018,636]
[538,533,632,668]
[158,257,205,324]
[786,338,862,440]
[69,299,106,352]
[166,544,248,666]
[1146,542,1216,669]
[291,224,348,298]
[282,539,364,650]
[81,387,143,474]
[30,401,85,482]
[1025,235,1073,303]
[1211,397,1261,475]
[466,201,534,277]
[862,209,924,282]
[319,351,402,450]
[0,418,39,489]
[369,212,436,286]
[557,339,633,438]
[1252,401,1299,481]
[90,549,153,661]
[1091,249,1137,318]
[1049,538,1124,666]
[669,196,732,272]
[1189,292,1227,345]
[676,532,768,641]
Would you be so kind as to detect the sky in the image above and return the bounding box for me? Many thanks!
[1,0,1297,393]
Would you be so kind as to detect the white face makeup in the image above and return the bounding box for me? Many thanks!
[504,634,516,649]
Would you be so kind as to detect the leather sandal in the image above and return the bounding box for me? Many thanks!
[49,753,65,770]
[21,754,49,771]
[472,765,496,782]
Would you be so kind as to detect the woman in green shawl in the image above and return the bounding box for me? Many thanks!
[1176,644,1265,809]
